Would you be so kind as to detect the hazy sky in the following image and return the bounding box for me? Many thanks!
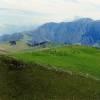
[0,0,100,25]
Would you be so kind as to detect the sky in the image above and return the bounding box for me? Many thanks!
[0,0,100,27]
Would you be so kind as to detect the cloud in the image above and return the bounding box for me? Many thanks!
[0,8,44,16]
[0,0,100,24]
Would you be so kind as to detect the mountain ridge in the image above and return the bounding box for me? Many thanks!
[29,18,100,46]
[0,18,100,47]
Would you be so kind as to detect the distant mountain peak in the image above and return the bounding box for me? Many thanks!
[0,18,100,47]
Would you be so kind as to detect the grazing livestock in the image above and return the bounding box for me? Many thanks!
[9,41,16,45]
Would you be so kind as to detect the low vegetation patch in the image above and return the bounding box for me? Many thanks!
[0,55,100,100]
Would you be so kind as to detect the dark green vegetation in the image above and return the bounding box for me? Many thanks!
[0,55,100,100]
[14,46,100,79]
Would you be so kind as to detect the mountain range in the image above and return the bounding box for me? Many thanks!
[0,18,100,46]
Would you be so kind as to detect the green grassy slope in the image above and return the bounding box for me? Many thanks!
[13,46,100,79]
[0,55,100,100]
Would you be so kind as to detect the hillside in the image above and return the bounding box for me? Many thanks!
[14,46,100,79]
[0,55,100,100]
[0,42,29,52]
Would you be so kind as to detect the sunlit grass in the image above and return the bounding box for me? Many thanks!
[13,45,100,78]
